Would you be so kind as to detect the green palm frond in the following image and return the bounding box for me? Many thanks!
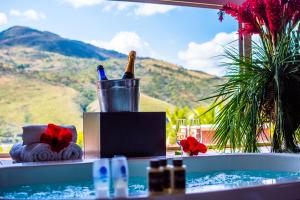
[207,30,300,152]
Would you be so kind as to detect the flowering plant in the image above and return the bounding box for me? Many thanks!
[40,124,72,152]
[180,136,207,156]
[209,0,300,153]
[219,0,300,45]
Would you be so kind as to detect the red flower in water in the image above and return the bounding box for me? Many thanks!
[180,136,207,156]
[40,124,72,152]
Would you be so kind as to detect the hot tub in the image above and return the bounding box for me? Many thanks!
[1,153,300,200]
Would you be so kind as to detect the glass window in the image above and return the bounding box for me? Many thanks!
[0,0,237,154]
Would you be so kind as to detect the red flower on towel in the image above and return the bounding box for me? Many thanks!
[40,124,72,153]
[180,136,207,156]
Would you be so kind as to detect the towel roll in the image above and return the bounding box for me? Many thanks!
[21,143,58,162]
[22,125,77,145]
[9,142,23,162]
[58,142,83,160]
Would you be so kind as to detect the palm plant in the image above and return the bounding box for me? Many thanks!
[210,0,300,152]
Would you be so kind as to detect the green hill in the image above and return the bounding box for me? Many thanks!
[0,74,83,139]
[0,46,223,107]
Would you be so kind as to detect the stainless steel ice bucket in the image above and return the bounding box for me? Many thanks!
[97,79,140,112]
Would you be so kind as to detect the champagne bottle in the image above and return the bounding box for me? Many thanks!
[122,51,136,79]
[97,65,108,80]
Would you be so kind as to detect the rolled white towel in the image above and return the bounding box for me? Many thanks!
[21,143,58,162]
[58,142,83,160]
[9,142,23,162]
[22,125,77,145]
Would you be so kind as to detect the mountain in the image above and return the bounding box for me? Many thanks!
[0,46,223,107]
[0,26,224,137]
[0,26,125,60]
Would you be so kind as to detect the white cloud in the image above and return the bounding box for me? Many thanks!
[24,9,46,20]
[88,31,154,57]
[63,0,176,16]
[0,12,8,26]
[134,4,176,16]
[63,0,104,8]
[62,0,131,13]
[178,32,238,76]
[102,2,133,12]
[10,9,46,20]
[9,9,21,16]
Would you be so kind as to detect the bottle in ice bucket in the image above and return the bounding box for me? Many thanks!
[97,64,108,80]
[122,51,136,79]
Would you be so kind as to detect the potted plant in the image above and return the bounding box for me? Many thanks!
[210,0,300,152]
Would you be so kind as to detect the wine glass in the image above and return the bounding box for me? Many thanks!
[176,119,188,156]
[189,118,202,142]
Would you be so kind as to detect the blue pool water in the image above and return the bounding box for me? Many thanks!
[1,170,300,199]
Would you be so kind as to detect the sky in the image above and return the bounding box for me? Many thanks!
[0,0,238,76]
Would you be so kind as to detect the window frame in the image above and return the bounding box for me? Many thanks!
[0,0,251,158]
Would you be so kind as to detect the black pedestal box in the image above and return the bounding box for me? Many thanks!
[96,112,166,157]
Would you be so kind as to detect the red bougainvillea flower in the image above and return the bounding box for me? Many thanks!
[180,136,207,156]
[240,23,261,35]
[40,124,73,153]
[288,0,300,26]
[249,0,269,27]
[218,3,239,22]
[220,0,300,40]
[220,1,261,35]
[265,0,282,35]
